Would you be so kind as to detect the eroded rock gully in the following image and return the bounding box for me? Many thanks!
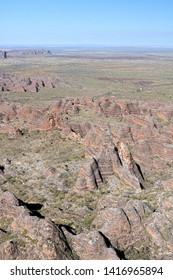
[1,96,173,259]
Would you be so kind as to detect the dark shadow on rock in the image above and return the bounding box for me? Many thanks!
[29,211,45,219]
[99,231,127,260]
[0,165,5,174]
[114,147,123,166]
[0,228,7,233]
[18,200,44,219]
[23,202,43,211]
[59,224,76,235]
[136,162,145,181]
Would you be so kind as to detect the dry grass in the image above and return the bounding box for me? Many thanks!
[1,49,173,105]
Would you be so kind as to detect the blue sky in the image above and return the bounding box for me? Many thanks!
[0,0,173,47]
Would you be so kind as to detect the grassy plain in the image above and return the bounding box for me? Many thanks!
[1,47,173,106]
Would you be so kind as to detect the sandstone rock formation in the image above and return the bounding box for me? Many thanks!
[64,230,120,260]
[92,199,149,251]
[0,191,74,260]
[0,74,56,93]
[0,96,173,259]
[74,126,146,192]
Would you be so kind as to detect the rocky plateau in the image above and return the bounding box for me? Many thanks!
[0,95,173,259]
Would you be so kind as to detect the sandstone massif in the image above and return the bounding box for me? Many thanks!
[0,96,173,259]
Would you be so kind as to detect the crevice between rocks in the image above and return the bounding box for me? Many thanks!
[98,231,127,260]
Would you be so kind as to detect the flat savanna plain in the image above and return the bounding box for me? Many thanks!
[1,48,173,105]
[0,48,173,260]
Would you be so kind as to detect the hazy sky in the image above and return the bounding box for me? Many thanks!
[1,0,173,47]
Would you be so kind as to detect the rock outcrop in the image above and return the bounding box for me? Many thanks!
[64,230,120,260]
[1,51,7,59]
[0,74,56,93]
[74,126,146,191]
[0,191,74,260]
[93,199,149,251]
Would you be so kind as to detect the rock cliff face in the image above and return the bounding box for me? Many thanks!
[0,96,173,259]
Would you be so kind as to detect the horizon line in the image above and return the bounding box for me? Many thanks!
[0,44,173,49]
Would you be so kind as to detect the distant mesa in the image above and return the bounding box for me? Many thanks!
[1,51,7,59]
[0,49,52,59]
